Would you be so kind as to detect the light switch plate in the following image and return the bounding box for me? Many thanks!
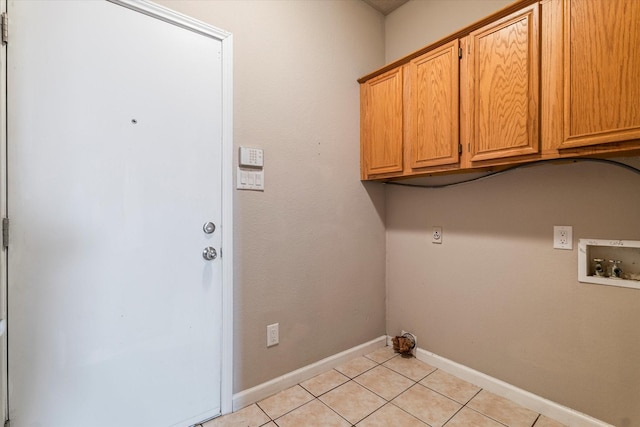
[237,167,264,191]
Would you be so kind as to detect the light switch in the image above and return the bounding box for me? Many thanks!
[236,167,264,191]
[253,170,264,190]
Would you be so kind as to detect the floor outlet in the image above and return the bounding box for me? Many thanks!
[401,330,417,356]
[267,323,279,347]
[553,225,573,250]
[432,226,442,244]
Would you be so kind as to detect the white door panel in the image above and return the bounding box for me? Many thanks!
[7,1,224,426]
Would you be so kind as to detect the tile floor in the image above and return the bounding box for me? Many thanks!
[201,346,567,427]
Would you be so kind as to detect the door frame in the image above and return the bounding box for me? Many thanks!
[0,0,234,420]
[1,0,7,422]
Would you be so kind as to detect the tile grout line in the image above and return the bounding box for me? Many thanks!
[441,405,466,427]
[298,370,349,399]
[255,403,272,426]
[531,413,542,426]
[319,378,366,425]
[272,394,355,427]
[256,385,314,424]
[386,398,435,426]
[319,395,357,426]
[352,369,418,402]
[461,402,517,427]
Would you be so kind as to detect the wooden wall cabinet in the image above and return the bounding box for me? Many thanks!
[359,0,640,181]
[360,40,462,181]
[467,4,540,163]
[406,40,461,170]
[559,0,640,149]
[360,67,404,179]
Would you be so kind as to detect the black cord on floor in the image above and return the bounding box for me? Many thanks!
[383,157,640,189]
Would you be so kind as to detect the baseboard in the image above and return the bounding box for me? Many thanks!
[232,335,387,411]
[414,346,613,427]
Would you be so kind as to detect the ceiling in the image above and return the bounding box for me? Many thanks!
[361,0,410,15]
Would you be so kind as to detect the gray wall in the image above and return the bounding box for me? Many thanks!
[156,0,387,393]
[385,1,640,426]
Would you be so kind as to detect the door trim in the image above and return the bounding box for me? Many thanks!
[2,0,234,420]
[1,0,7,421]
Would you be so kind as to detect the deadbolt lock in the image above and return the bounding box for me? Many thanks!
[202,247,217,261]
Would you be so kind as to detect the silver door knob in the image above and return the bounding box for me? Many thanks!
[202,247,217,261]
[203,222,216,234]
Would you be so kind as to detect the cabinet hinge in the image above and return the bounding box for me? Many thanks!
[2,218,9,249]
[458,47,463,59]
[1,13,7,45]
[467,143,471,152]
[458,144,462,154]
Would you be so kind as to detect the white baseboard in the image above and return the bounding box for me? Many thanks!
[415,346,613,427]
[232,335,387,411]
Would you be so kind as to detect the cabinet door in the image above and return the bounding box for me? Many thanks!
[408,40,460,169]
[468,4,540,162]
[361,67,403,178]
[561,0,640,148]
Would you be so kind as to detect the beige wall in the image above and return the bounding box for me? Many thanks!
[385,1,640,426]
[156,0,387,392]
[385,0,512,62]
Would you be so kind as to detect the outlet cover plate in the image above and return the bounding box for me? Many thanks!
[553,225,573,250]
[432,226,442,244]
[267,323,279,347]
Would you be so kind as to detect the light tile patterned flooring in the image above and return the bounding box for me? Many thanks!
[202,346,567,427]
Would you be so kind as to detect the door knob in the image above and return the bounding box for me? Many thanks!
[203,222,216,234]
[202,247,217,261]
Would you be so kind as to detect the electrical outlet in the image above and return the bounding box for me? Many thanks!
[553,225,573,250]
[432,226,442,244]
[267,323,279,347]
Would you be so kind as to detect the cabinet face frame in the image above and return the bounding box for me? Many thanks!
[360,67,404,178]
[468,3,541,163]
[560,0,640,148]
[407,39,460,169]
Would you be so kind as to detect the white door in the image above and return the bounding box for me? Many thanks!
[6,1,227,426]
